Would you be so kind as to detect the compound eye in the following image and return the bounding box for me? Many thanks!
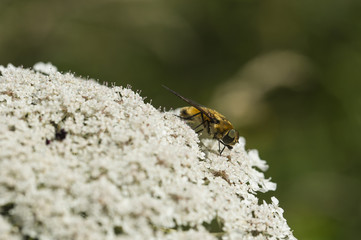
[222,129,237,144]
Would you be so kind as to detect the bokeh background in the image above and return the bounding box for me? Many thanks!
[1,0,360,239]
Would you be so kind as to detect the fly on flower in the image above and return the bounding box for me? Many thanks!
[163,85,239,155]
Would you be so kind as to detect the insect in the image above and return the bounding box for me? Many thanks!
[163,85,239,155]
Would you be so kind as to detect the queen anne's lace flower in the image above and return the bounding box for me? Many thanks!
[0,63,296,240]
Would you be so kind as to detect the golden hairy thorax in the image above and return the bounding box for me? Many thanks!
[162,85,239,155]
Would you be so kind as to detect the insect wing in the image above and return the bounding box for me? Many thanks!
[162,85,216,123]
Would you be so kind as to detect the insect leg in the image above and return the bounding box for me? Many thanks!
[199,112,210,134]
[219,141,226,155]
[195,129,203,134]
[179,111,202,120]
[192,113,209,130]
[176,111,204,130]
[207,119,211,135]
[181,111,209,132]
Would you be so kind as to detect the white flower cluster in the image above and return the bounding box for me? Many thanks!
[0,63,296,240]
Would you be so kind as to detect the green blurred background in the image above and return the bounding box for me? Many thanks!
[1,0,360,239]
